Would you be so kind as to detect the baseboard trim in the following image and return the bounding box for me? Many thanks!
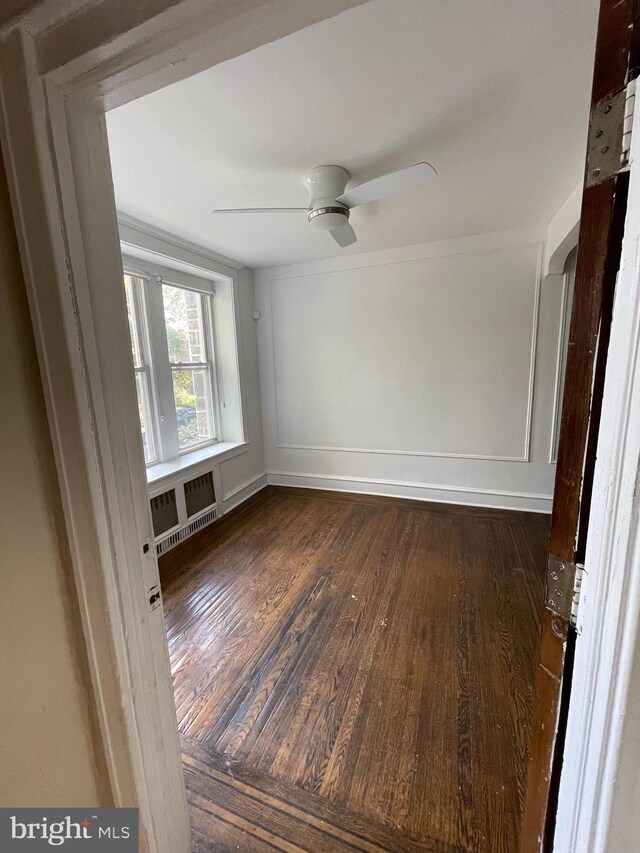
[222,472,268,514]
[267,471,553,514]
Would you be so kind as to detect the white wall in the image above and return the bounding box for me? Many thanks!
[218,265,267,510]
[545,183,582,275]
[118,221,565,515]
[256,228,564,513]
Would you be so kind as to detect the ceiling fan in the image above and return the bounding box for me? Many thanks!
[211,162,437,248]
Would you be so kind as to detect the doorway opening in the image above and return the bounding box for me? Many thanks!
[101,3,591,850]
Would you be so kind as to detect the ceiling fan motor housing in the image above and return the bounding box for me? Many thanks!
[305,165,351,230]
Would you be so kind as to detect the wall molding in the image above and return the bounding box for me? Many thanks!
[267,471,553,514]
[549,256,576,464]
[269,242,543,463]
[222,471,268,514]
[275,442,531,462]
[219,467,553,515]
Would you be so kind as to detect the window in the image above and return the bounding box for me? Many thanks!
[162,283,216,451]
[123,263,220,465]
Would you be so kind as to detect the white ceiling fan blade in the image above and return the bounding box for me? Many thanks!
[336,162,437,209]
[330,222,357,248]
[211,207,308,214]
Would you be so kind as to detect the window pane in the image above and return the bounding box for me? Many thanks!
[172,368,214,450]
[124,275,142,368]
[135,372,156,464]
[162,284,207,365]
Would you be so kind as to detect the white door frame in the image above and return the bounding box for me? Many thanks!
[2,1,640,851]
[0,2,367,851]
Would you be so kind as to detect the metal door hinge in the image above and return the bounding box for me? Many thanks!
[546,555,584,627]
[148,583,161,612]
[586,78,636,187]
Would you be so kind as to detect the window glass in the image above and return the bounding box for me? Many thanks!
[162,283,215,451]
[162,285,207,365]
[171,368,215,450]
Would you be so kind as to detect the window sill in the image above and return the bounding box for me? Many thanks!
[146,441,248,486]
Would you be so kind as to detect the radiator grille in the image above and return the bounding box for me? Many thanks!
[150,489,179,537]
[156,506,218,556]
[184,471,216,517]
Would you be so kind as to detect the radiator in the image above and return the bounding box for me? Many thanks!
[151,469,218,556]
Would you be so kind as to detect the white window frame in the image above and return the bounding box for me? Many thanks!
[122,256,222,464]
[124,271,159,464]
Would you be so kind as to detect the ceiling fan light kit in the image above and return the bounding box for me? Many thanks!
[307,206,350,230]
[212,161,437,249]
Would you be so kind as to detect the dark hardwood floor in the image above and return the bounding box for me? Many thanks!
[159,486,549,853]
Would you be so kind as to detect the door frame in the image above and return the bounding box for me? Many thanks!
[1,1,638,851]
[552,84,640,852]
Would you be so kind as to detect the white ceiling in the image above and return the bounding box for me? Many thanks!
[106,0,599,269]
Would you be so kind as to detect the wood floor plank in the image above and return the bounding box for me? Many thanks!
[182,735,460,853]
[160,487,548,853]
